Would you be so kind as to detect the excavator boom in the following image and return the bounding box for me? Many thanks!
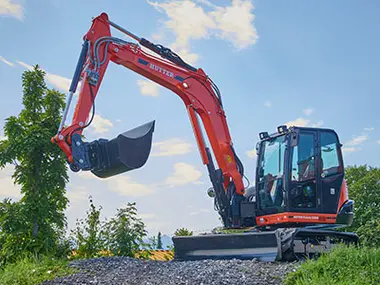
[51,12,245,227]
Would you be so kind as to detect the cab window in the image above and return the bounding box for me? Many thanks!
[320,131,341,177]
[290,133,317,209]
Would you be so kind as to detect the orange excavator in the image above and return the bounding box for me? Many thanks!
[51,13,358,261]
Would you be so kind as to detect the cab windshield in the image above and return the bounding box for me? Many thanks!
[257,135,286,213]
[258,135,286,182]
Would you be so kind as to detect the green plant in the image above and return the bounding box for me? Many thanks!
[0,255,77,285]
[70,196,106,259]
[174,228,193,236]
[283,245,380,285]
[344,165,380,247]
[104,202,148,257]
[157,232,163,249]
[0,65,68,266]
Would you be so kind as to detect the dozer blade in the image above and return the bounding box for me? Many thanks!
[172,231,282,262]
[88,120,156,178]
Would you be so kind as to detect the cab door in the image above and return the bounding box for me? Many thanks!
[318,130,345,214]
[288,129,322,213]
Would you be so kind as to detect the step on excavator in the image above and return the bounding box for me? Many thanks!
[51,12,359,262]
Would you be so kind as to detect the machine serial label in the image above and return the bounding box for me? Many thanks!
[292,216,319,220]
[149,63,174,78]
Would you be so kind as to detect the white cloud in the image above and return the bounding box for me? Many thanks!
[152,32,165,41]
[138,213,156,220]
[66,186,89,208]
[137,79,160,97]
[149,0,216,50]
[377,140,380,145]
[164,162,202,186]
[342,147,360,154]
[264,100,272,108]
[303,108,314,116]
[16,60,33,70]
[195,0,216,8]
[310,120,324,128]
[0,0,23,20]
[89,114,114,134]
[45,73,71,92]
[78,170,101,180]
[246,148,256,159]
[0,165,21,199]
[345,135,368,146]
[284,117,324,128]
[152,138,192,157]
[364,127,375,132]
[168,45,199,65]
[109,175,155,197]
[210,0,258,49]
[342,134,368,154]
[147,0,258,65]
[16,61,78,94]
[190,208,210,216]
[285,117,310,127]
[0,55,14,67]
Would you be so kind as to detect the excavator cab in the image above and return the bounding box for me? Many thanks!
[253,125,353,227]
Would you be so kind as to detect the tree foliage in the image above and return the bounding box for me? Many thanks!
[345,165,380,247]
[174,228,193,236]
[70,199,149,259]
[104,202,147,257]
[70,197,107,259]
[0,65,69,265]
[157,232,163,250]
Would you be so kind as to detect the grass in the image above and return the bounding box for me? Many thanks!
[283,245,380,285]
[0,256,78,285]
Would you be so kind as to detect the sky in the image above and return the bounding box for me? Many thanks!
[0,0,379,237]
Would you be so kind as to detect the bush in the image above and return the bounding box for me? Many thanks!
[69,196,107,259]
[344,165,380,247]
[174,228,193,236]
[283,245,380,285]
[104,202,148,257]
[0,255,77,285]
[69,198,150,260]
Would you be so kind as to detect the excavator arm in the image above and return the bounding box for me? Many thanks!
[51,12,246,226]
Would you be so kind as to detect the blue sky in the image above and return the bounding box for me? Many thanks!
[0,0,379,236]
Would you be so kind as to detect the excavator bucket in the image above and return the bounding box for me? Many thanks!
[89,120,156,178]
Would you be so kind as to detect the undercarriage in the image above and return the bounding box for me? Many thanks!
[172,226,359,262]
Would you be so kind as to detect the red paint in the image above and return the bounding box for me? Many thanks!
[337,179,349,212]
[256,212,337,226]
[51,13,245,195]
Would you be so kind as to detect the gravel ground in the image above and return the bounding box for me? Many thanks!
[42,256,299,285]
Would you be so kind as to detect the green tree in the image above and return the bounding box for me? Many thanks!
[344,165,380,247]
[174,228,193,236]
[104,202,148,257]
[0,65,69,264]
[157,231,163,250]
[70,196,106,259]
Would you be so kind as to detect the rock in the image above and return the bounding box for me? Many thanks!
[42,256,297,285]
